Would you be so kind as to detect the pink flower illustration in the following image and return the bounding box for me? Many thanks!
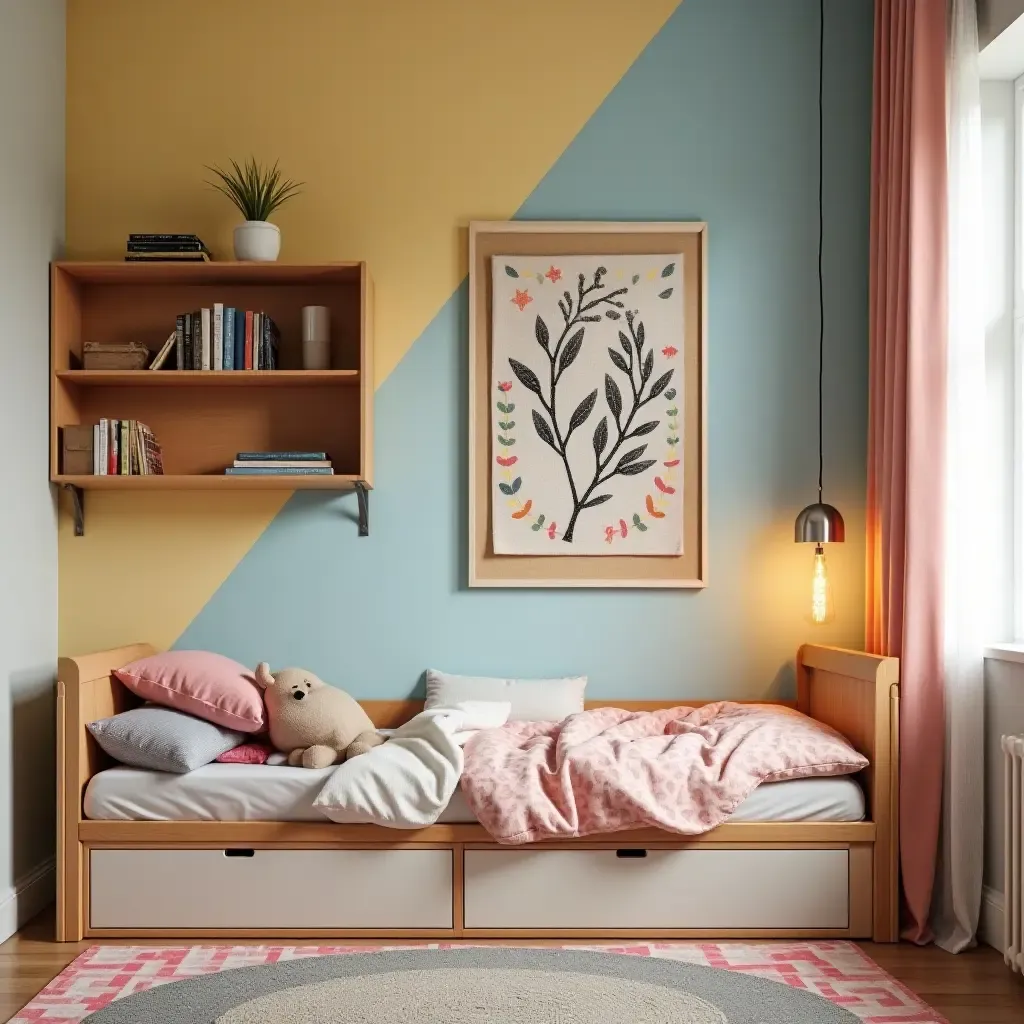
[497,381,513,392]
[662,346,679,358]
[511,289,533,311]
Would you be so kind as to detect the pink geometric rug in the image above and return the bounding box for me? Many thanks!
[11,941,947,1023]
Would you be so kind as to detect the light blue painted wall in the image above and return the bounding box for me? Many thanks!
[178,0,874,699]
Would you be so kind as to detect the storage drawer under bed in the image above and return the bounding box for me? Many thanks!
[89,848,453,930]
[464,848,850,930]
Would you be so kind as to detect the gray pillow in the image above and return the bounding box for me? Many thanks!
[87,705,244,773]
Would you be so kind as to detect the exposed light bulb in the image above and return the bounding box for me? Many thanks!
[811,543,834,624]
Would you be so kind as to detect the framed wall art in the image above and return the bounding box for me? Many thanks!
[468,221,707,588]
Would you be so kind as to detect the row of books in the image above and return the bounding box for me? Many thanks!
[93,419,164,475]
[224,451,334,476]
[124,233,211,263]
[165,306,280,371]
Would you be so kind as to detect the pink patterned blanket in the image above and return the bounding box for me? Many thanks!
[460,702,867,844]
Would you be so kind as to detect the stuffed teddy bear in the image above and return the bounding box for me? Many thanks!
[254,663,384,769]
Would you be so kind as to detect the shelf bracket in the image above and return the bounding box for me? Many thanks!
[64,484,85,537]
[355,481,369,537]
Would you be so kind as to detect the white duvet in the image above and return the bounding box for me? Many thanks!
[312,701,510,828]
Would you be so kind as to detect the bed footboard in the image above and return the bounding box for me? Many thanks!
[797,644,900,942]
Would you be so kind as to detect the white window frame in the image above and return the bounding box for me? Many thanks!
[1013,74,1024,640]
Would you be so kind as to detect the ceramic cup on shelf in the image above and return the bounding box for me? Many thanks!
[233,221,281,262]
[302,305,331,370]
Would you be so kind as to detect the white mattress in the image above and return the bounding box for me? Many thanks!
[84,764,866,825]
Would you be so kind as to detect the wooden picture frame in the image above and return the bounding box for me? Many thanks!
[468,221,708,588]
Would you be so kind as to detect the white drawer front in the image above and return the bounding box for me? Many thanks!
[465,848,848,930]
[90,849,452,930]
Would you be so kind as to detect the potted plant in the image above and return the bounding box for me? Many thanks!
[206,157,303,261]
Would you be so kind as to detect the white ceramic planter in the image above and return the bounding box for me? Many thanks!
[233,221,281,261]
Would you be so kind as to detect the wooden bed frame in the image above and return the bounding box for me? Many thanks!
[56,643,899,942]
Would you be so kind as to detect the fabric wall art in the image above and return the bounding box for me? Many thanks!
[469,222,707,588]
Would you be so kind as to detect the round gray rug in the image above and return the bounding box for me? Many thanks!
[82,948,861,1023]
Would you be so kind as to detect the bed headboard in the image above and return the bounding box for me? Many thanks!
[796,643,900,941]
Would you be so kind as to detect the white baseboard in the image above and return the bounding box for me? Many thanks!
[979,884,1005,953]
[0,858,54,944]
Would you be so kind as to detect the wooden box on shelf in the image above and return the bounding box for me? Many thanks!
[50,262,374,520]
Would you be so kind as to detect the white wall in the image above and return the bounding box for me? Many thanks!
[0,0,65,940]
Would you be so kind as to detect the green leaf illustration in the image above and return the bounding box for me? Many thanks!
[618,459,657,476]
[583,494,613,509]
[497,401,509,414]
[536,514,546,526]
[509,357,543,399]
[605,373,622,421]
[505,402,515,413]
[532,522,543,531]
[499,420,515,431]
[667,436,679,446]
[661,262,675,278]
[568,389,598,434]
[498,482,514,495]
[608,348,629,376]
[648,368,675,399]
[665,388,677,401]
[593,415,608,457]
[558,328,586,377]
[632,274,640,285]
[532,408,558,451]
[658,288,674,299]
[605,310,621,320]
[498,436,516,447]
[511,476,522,493]
[505,265,519,278]
[536,273,544,284]
[666,407,678,417]
[535,315,550,350]
[635,519,648,532]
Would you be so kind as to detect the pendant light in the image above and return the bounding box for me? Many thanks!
[795,0,844,624]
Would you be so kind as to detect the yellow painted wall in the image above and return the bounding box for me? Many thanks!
[61,0,678,654]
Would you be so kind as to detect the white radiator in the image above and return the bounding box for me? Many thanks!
[1005,734,1024,974]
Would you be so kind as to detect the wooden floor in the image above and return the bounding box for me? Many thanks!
[1,909,1022,1022]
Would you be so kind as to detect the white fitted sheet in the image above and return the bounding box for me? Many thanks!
[84,764,866,825]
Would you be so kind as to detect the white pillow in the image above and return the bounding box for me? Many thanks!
[424,670,585,722]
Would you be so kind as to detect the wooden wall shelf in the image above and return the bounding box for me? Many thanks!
[56,370,361,388]
[51,261,374,535]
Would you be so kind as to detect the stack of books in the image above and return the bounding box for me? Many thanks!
[93,419,164,475]
[125,234,211,262]
[170,305,279,370]
[225,452,333,476]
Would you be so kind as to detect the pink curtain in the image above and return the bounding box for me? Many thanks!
[866,0,948,944]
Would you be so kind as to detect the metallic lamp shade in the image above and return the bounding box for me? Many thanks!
[794,502,845,544]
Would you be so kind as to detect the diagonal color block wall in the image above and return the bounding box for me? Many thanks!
[63,0,874,698]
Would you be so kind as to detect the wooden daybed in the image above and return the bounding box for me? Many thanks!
[56,643,899,942]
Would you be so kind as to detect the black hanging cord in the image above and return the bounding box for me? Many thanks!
[817,0,824,503]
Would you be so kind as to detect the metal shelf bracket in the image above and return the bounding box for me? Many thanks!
[64,484,85,536]
[355,481,369,537]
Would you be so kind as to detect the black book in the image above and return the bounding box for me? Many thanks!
[127,241,210,254]
[128,233,204,243]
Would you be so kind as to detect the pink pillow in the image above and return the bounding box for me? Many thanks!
[114,651,265,733]
[216,742,273,764]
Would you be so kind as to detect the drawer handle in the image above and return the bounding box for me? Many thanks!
[616,848,648,859]
[224,849,255,858]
